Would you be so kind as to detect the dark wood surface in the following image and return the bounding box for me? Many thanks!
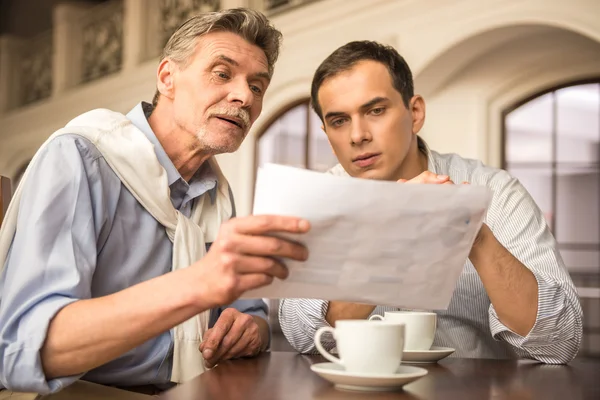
[160,351,600,400]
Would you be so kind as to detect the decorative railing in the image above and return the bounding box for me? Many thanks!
[264,0,319,14]
[161,0,221,46]
[265,0,291,10]
[19,31,53,106]
[0,0,321,113]
[81,0,125,83]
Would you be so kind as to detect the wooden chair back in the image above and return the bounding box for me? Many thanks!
[0,176,12,228]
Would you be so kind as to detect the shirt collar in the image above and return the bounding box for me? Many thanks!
[189,161,219,204]
[126,102,182,187]
[417,136,437,174]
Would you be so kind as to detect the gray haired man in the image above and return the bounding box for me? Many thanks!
[0,8,309,396]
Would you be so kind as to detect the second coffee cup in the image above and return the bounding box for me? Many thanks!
[369,311,436,351]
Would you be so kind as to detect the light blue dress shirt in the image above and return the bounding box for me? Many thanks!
[0,102,268,394]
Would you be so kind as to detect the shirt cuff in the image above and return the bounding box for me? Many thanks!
[2,296,82,394]
[279,299,334,354]
[489,272,573,348]
[300,300,335,352]
[316,302,336,352]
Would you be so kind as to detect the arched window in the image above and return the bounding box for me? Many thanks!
[503,81,600,357]
[255,99,338,352]
[256,99,338,172]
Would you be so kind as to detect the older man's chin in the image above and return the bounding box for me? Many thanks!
[195,133,247,155]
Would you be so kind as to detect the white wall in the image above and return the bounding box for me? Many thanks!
[1,0,600,218]
[233,0,600,216]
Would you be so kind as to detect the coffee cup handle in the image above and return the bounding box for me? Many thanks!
[314,327,342,366]
[369,315,384,321]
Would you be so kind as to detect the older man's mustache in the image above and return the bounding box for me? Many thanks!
[209,107,251,129]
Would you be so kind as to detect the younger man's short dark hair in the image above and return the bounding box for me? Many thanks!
[310,41,414,121]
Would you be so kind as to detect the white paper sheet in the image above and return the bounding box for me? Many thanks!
[241,164,493,310]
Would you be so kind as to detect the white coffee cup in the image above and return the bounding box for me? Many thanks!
[313,320,405,375]
[369,311,436,351]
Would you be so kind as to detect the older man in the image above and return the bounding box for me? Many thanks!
[0,8,309,395]
[279,40,582,364]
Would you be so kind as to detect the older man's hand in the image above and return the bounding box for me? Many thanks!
[199,308,266,368]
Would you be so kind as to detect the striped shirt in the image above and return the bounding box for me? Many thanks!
[278,144,583,364]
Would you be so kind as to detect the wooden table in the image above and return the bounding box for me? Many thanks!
[160,352,599,400]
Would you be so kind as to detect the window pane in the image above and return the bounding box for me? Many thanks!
[560,249,599,274]
[555,164,599,244]
[556,83,600,163]
[505,166,553,229]
[505,93,553,163]
[257,103,307,169]
[308,108,338,172]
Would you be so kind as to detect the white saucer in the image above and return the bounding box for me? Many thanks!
[310,362,428,392]
[402,346,455,363]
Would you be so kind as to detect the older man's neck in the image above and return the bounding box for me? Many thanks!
[168,140,212,182]
[148,111,213,182]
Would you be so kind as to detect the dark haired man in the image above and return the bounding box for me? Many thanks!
[279,41,582,364]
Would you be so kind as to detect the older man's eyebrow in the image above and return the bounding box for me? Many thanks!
[216,55,270,81]
[253,71,271,81]
[217,54,239,66]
